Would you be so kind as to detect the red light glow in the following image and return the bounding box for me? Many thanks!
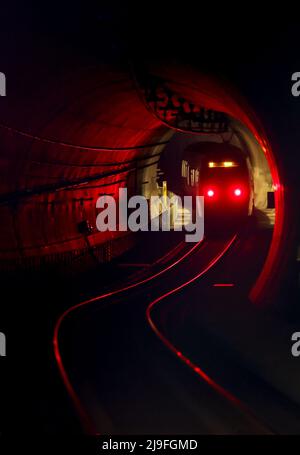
[234,188,242,197]
[207,189,215,197]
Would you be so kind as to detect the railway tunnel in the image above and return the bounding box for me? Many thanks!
[0,2,300,436]
[0,56,291,306]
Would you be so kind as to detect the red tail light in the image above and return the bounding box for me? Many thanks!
[233,188,242,197]
[207,189,215,198]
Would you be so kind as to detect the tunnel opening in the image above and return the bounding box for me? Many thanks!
[133,63,286,307]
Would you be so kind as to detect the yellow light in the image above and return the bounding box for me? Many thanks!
[223,161,234,167]
[208,161,238,168]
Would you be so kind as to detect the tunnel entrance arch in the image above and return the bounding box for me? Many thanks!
[132,62,284,306]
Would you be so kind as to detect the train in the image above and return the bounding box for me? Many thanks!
[162,140,254,227]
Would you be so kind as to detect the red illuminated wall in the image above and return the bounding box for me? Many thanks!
[0,58,291,307]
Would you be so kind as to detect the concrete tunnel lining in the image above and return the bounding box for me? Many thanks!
[0,65,169,265]
[0,62,286,306]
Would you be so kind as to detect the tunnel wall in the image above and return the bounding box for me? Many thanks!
[0,60,167,269]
